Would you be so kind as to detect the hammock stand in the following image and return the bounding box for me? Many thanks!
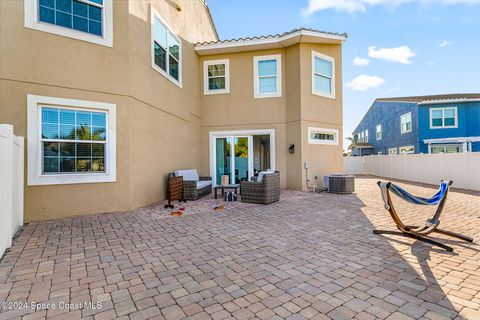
[373,180,473,252]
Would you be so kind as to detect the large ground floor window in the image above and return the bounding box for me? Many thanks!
[27,94,116,186]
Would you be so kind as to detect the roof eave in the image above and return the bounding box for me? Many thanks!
[418,98,480,105]
[194,30,346,55]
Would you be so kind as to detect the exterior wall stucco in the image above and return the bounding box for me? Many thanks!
[0,0,217,221]
[0,0,344,221]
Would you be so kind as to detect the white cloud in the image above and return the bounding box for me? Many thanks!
[345,75,385,91]
[368,45,416,64]
[439,40,453,47]
[353,57,370,66]
[303,0,480,15]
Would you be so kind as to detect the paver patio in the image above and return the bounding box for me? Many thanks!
[0,176,479,320]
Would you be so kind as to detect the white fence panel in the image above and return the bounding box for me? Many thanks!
[0,125,24,258]
[344,153,480,191]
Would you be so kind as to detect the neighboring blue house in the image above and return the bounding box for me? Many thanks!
[351,94,480,156]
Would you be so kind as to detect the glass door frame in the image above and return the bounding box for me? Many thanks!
[209,129,275,186]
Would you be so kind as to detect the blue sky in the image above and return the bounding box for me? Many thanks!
[207,0,480,149]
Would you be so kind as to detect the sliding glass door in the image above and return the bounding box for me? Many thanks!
[212,130,274,186]
[215,136,252,185]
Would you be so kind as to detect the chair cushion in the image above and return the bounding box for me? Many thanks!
[257,170,275,182]
[196,180,212,189]
[175,169,200,181]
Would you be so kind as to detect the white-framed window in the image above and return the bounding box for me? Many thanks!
[312,51,335,99]
[253,54,282,98]
[24,0,113,47]
[399,145,415,154]
[27,94,116,186]
[364,129,369,143]
[431,144,462,154]
[359,131,364,143]
[308,127,338,145]
[388,148,398,155]
[430,107,458,129]
[400,112,412,134]
[204,59,230,95]
[151,7,182,87]
[376,124,382,140]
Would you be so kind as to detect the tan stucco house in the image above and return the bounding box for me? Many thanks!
[0,0,346,221]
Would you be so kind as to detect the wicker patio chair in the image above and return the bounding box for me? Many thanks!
[241,171,280,204]
[174,169,212,201]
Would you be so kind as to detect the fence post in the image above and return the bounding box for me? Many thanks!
[0,125,14,255]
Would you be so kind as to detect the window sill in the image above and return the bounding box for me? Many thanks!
[151,64,183,89]
[28,172,116,186]
[254,92,282,99]
[204,89,230,95]
[312,90,336,99]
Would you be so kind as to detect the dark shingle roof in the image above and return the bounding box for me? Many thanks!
[195,28,348,46]
[376,93,480,104]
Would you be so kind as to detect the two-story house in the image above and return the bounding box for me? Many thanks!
[0,0,346,221]
[352,94,480,156]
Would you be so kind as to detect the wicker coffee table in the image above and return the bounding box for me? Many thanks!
[214,184,240,199]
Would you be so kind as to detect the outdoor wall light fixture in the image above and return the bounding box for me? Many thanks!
[288,144,295,154]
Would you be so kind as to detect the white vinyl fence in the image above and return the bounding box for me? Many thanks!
[0,125,24,257]
[344,153,480,191]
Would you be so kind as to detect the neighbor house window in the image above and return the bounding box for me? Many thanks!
[430,107,457,129]
[308,127,338,145]
[399,145,414,154]
[204,59,230,95]
[24,0,113,47]
[27,95,116,186]
[388,148,398,155]
[359,131,364,143]
[254,54,282,98]
[364,129,369,143]
[152,8,182,86]
[312,51,335,98]
[378,151,383,155]
[431,144,462,154]
[400,112,412,134]
[376,124,382,140]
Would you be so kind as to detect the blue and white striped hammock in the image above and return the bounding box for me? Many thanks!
[379,181,450,210]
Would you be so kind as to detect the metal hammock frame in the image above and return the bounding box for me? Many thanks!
[373,180,473,252]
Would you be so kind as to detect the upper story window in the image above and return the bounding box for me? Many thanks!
[151,8,182,87]
[359,131,364,143]
[27,95,116,186]
[364,129,369,143]
[400,112,412,134]
[253,54,282,99]
[24,0,113,47]
[312,51,335,99]
[204,59,230,95]
[376,124,382,140]
[430,107,457,129]
[308,127,338,145]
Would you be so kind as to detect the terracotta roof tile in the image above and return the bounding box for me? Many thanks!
[195,28,348,46]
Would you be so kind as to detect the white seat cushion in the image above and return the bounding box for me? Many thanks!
[257,170,275,182]
[174,169,200,181]
[196,180,212,189]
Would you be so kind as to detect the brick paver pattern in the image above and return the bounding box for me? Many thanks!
[0,176,479,320]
